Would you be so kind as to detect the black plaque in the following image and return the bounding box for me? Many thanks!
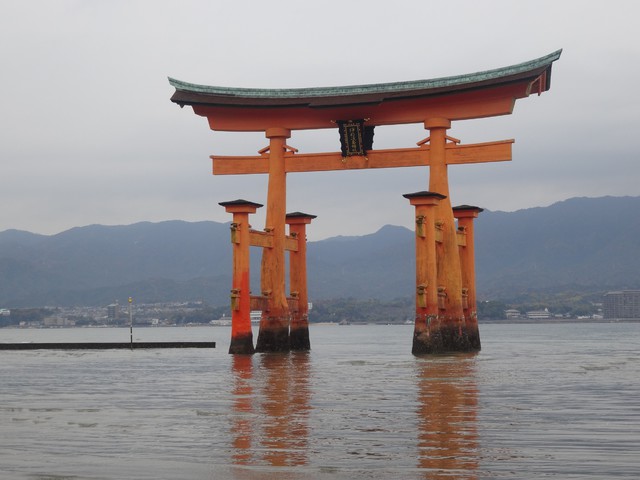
[337,120,374,157]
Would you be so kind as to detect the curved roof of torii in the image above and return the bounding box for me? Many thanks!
[169,49,561,131]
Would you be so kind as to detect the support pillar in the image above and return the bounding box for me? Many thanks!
[403,191,446,355]
[422,118,478,352]
[256,127,292,352]
[220,199,262,354]
[286,212,316,351]
[453,205,484,350]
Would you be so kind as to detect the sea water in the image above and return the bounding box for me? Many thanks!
[1,322,639,479]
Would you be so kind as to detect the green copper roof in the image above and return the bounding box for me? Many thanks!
[169,50,561,101]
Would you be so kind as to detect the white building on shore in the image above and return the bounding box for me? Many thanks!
[526,308,552,320]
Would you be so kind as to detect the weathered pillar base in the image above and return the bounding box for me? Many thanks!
[289,325,310,351]
[412,317,481,355]
[466,322,481,351]
[228,333,255,355]
[255,318,290,352]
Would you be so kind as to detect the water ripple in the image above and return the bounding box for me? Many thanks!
[1,323,639,478]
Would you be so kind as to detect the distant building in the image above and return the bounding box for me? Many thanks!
[44,317,75,327]
[107,303,120,321]
[526,308,552,320]
[504,308,522,319]
[603,290,640,319]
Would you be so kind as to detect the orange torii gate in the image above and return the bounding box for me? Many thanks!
[169,50,561,354]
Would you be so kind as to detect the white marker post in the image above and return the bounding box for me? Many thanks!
[129,297,133,350]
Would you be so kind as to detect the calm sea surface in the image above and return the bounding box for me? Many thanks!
[1,322,639,479]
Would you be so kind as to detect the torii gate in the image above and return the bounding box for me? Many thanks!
[169,50,561,355]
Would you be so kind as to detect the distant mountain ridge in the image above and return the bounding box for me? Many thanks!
[0,221,232,306]
[1,196,639,307]
[475,195,640,296]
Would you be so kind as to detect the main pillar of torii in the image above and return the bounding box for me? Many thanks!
[169,50,561,354]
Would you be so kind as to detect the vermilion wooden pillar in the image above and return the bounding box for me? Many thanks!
[453,205,483,350]
[256,128,292,352]
[422,118,480,352]
[403,191,446,354]
[286,212,316,351]
[220,199,262,354]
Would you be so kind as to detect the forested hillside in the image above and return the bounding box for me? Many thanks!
[1,196,638,307]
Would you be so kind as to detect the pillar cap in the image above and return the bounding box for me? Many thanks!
[403,191,446,207]
[286,211,317,224]
[403,191,447,200]
[219,199,263,208]
[424,118,451,129]
[453,204,484,212]
[219,199,263,213]
[453,204,484,218]
[265,127,291,138]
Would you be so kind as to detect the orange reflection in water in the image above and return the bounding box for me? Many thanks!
[260,352,311,467]
[230,354,254,465]
[230,352,311,469]
[416,353,479,479]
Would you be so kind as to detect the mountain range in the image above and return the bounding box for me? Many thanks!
[1,196,638,307]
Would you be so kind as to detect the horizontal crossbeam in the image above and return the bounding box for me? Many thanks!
[249,229,298,251]
[250,295,299,312]
[212,140,513,175]
[249,230,272,248]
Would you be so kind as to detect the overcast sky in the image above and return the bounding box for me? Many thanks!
[1,1,638,240]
